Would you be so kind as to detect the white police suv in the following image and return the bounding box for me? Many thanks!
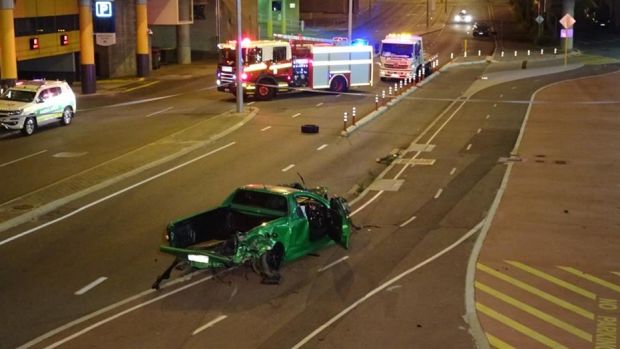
[0,80,76,136]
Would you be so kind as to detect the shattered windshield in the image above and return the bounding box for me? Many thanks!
[232,189,288,213]
[0,89,35,103]
[381,43,414,58]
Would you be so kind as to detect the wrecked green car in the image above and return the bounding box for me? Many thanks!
[154,184,351,286]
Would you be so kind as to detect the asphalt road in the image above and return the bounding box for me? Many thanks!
[1,0,616,348]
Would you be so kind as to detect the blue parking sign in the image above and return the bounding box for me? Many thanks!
[95,1,113,18]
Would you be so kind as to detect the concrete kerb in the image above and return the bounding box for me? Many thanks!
[0,107,259,237]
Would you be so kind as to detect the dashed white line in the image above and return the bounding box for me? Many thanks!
[261,126,272,131]
[317,144,328,151]
[434,188,443,199]
[146,106,173,118]
[75,277,107,296]
[466,144,472,151]
[399,215,417,227]
[485,114,490,119]
[477,128,482,134]
[247,101,255,105]
[192,315,228,336]
[499,94,503,98]
[282,164,295,172]
[0,149,47,168]
[315,102,324,107]
[511,86,517,89]
[318,256,349,272]
[450,167,457,175]
[493,103,497,107]
[292,113,301,118]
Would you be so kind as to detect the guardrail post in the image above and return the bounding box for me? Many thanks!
[343,112,348,132]
[375,94,379,110]
[352,107,356,125]
[388,86,392,96]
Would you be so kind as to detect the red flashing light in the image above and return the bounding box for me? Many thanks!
[241,37,251,46]
[241,73,248,80]
[60,34,69,46]
[29,38,40,50]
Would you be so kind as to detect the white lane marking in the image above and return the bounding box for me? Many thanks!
[146,106,173,118]
[292,113,301,118]
[450,167,457,175]
[318,256,349,272]
[315,102,324,107]
[511,86,517,89]
[317,144,328,151]
[477,128,482,134]
[74,277,107,296]
[399,215,417,227]
[350,190,383,217]
[466,144,472,151]
[281,164,295,172]
[53,152,87,158]
[499,94,503,98]
[291,220,486,349]
[0,142,236,247]
[192,315,228,336]
[434,188,443,199]
[247,102,255,105]
[33,272,220,349]
[0,150,47,168]
[386,285,402,292]
[261,126,272,131]
[105,94,178,108]
[198,85,217,91]
[485,114,490,119]
[493,103,497,107]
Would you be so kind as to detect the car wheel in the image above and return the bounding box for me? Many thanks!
[380,77,387,82]
[330,76,348,93]
[301,124,319,134]
[61,107,73,126]
[254,244,284,284]
[254,80,275,101]
[21,117,36,136]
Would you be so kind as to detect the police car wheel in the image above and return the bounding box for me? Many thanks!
[301,124,319,134]
[61,107,73,126]
[21,117,36,136]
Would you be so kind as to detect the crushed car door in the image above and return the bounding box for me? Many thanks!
[327,197,350,249]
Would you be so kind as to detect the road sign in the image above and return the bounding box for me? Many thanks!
[559,13,576,29]
[560,28,574,38]
[535,15,544,24]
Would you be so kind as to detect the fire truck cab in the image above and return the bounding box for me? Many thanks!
[216,35,373,100]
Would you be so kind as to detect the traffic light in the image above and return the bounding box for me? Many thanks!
[29,38,39,50]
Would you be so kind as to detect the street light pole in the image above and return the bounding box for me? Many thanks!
[348,0,353,41]
[235,0,243,113]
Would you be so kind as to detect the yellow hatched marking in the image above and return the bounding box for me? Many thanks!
[611,271,620,277]
[476,281,592,342]
[476,302,569,349]
[559,266,620,293]
[506,260,596,300]
[477,263,594,319]
[486,332,516,349]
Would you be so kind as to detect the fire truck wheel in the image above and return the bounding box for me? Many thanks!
[301,124,319,134]
[254,80,275,100]
[329,76,348,93]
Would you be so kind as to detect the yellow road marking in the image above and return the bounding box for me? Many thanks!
[486,332,516,349]
[559,266,620,293]
[477,263,594,319]
[476,281,592,342]
[477,302,569,349]
[506,260,596,300]
[612,272,620,277]
[123,80,160,92]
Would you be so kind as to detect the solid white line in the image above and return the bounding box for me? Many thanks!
[261,126,272,131]
[292,113,301,118]
[146,106,173,118]
[247,102,255,105]
[318,256,349,272]
[291,220,485,349]
[317,144,328,151]
[281,164,295,172]
[450,167,456,175]
[0,150,47,168]
[350,190,383,217]
[0,142,236,247]
[477,128,482,134]
[399,215,417,227]
[434,188,443,199]
[315,102,324,107]
[192,315,228,335]
[466,144,472,151]
[74,277,107,296]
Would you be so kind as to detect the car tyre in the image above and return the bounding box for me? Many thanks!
[61,107,73,126]
[254,244,284,284]
[301,124,319,134]
[21,117,36,136]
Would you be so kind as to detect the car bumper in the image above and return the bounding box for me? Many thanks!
[0,117,25,130]
[379,69,412,79]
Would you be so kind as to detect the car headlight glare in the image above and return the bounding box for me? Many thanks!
[8,110,22,116]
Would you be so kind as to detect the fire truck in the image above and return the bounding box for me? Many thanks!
[378,33,438,81]
[216,34,374,100]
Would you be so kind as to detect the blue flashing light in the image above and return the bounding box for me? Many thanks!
[352,38,368,46]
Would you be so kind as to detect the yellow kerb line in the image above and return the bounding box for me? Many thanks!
[476,281,592,342]
[123,80,160,93]
[506,260,596,300]
[476,302,569,349]
[477,263,594,319]
[486,332,516,349]
[611,272,620,277]
[559,266,620,293]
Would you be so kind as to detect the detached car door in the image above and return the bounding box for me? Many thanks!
[327,197,351,249]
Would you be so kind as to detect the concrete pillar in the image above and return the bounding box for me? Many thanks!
[0,0,18,88]
[562,0,575,50]
[136,0,150,76]
[176,24,191,64]
[281,0,287,34]
[79,0,96,94]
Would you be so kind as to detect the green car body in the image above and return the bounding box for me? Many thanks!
[159,184,351,278]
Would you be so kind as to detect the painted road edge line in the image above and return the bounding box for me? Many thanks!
[318,256,349,272]
[75,277,108,296]
[192,315,228,336]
